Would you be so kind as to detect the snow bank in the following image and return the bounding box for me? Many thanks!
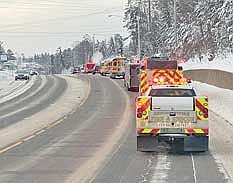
[181,53,233,73]
[194,81,233,124]
[0,70,15,80]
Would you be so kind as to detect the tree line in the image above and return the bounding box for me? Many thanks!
[124,0,233,60]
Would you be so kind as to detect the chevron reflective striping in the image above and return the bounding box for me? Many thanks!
[137,96,150,121]
[185,128,209,134]
[140,71,149,95]
[137,128,160,134]
[195,97,208,120]
[151,69,187,85]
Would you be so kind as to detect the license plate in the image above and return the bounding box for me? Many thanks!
[149,116,194,123]
[156,122,191,128]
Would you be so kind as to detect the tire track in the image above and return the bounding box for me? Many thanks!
[0,76,43,107]
[0,75,67,129]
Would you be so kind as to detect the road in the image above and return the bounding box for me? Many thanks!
[0,74,232,183]
[92,80,231,183]
[0,74,129,183]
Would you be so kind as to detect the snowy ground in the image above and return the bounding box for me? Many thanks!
[181,53,233,73]
[194,81,233,125]
[0,70,15,80]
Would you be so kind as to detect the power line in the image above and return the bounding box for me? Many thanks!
[0,7,122,31]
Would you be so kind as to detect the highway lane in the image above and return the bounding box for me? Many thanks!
[0,75,231,183]
[0,75,67,129]
[92,79,229,183]
[0,75,129,183]
[0,76,42,106]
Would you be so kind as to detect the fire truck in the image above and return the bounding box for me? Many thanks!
[84,61,95,73]
[136,57,209,152]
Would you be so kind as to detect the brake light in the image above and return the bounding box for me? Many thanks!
[195,97,208,120]
[186,78,192,83]
[136,97,151,119]
[137,108,143,118]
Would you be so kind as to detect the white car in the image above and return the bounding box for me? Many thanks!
[15,70,30,80]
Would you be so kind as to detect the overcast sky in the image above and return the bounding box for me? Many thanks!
[0,0,127,56]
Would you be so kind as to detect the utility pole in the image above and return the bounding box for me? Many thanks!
[137,17,141,61]
[137,0,141,61]
[92,34,95,56]
[148,0,152,31]
[174,0,178,49]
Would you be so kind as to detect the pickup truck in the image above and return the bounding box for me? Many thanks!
[136,85,209,152]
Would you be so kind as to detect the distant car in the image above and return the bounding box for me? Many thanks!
[72,67,81,74]
[15,70,30,80]
[29,70,39,76]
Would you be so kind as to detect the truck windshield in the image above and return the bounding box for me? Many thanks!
[149,88,196,97]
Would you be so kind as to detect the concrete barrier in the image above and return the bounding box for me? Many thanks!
[184,69,233,90]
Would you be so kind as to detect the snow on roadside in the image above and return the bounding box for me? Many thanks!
[0,70,14,80]
[180,53,233,73]
[0,70,16,95]
[193,81,233,124]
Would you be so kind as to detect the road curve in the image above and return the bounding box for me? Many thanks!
[0,75,67,129]
[0,75,231,183]
[0,75,131,183]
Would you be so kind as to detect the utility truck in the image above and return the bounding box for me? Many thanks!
[136,57,209,152]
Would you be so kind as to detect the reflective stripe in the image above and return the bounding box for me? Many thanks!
[140,71,149,95]
[137,128,161,134]
[151,69,187,85]
[185,128,209,134]
[195,97,208,121]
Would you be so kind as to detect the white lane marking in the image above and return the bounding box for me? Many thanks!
[191,153,198,183]
[150,153,171,183]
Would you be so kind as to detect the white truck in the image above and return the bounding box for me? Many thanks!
[136,70,209,152]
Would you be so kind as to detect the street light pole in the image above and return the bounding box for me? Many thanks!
[174,0,178,49]
[92,34,95,56]
[137,16,141,61]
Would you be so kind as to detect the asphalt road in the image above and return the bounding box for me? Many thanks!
[92,79,229,183]
[0,75,128,183]
[0,75,231,183]
[0,75,67,129]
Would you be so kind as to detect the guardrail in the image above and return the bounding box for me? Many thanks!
[184,69,233,90]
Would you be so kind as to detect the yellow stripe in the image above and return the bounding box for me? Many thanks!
[194,129,204,133]
[196,97,208,120]
[142,128,152,133]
